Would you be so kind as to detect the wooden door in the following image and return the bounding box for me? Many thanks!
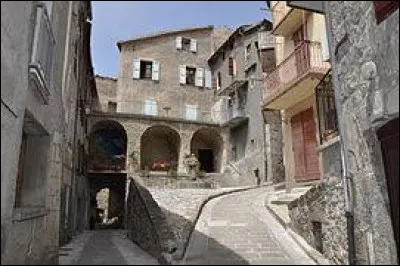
[377,118,399,258]
[291,108,320,182]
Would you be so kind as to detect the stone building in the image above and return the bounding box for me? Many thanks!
[324,1,399,264]
[262,1,346,264]
[1,1,95,264]
[263,1,399,265]
[209,20,276,186]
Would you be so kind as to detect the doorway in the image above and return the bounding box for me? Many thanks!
[198,149,214,173]
[377,117,399,258]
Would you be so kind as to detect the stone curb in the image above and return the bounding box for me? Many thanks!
[263,195,332,265]
[172,184,272,264]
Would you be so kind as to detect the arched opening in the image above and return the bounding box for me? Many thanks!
[89,120,127,171]
[190,127,223,173]
[140,125,181,171]
[89,174,126,230]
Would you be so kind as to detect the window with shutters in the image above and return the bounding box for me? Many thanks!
[373,1,399,24]
[144,99,157,116]
[176,36,197,52]
[186,67,196,85]
[185,105,198,120]
[140,60,153,79]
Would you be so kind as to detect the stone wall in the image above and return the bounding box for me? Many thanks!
[94,75,118,112]
[326,2,399,264]
[126,178,176,263]
[288,140,347,265]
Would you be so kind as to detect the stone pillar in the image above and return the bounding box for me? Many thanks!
[178,133,191,174]
[281,110,294,192]
[264,109,285,184]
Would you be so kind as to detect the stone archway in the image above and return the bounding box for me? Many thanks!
[89,120,127,171]
[140,125,181,171]
[190,127,223,173]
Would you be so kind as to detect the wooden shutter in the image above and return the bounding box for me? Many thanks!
[205,70,212,89]
[132,58,140,79]
[190,39,197,52]
[152,61,160,81]
[195,67,204,87]
[179,65,186,84]
[374,1,399,24]
[176,36,182,49]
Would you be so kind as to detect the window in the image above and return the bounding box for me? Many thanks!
[14,111,50,209]
[182,37,191,50]
[217,72,222,89]
[140,60,153,79]
[108,101,117,113]
[374,1,399,24]
[186,67,196,85]
[176,36,197,52]
[228,57,234,76]
[133,59,160,81]
[185,105,198,120]
[222,51,225,60]
[144,99,157,116]
[245,44,251,61]
[316,70,339,144]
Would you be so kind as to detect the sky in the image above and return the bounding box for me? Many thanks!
[91,1,270,77]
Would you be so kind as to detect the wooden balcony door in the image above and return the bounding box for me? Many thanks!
[291,108,320,182]
[293,23,310,76]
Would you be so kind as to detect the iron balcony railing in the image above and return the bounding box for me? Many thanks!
[262,41,330,106]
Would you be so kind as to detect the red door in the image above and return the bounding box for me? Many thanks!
[291,108,320,182]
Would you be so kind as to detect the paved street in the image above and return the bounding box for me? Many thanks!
[59,230,159,265]
[184,187,316,265]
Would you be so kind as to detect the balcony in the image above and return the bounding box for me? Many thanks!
[222,107,248,127]
[28,3,55,104]
[262,41,330,110]
[271,1,307,36]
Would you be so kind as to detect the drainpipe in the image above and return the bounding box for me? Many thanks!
[324,2,356,265]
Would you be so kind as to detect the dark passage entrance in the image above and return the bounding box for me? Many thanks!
[198,149,214,173]
[377,117,399,259]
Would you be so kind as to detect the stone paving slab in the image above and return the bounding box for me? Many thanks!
[184,187,316,265]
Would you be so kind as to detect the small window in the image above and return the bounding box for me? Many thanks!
[232,146,237,161]
[182,37,191,50]
[140,60,153,79]
[373,1,399,24]
[144,99,157,116]
[229,57,234,76]
[316,71,339,144]
[217,72,222,89]
[108,101,117,113]
[245,44,251,61]
[222,51,225,60]
[185,105,198,120]
[186,67,196,85]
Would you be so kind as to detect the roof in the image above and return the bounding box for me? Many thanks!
[208,19,272,64]
[117,25,214,50]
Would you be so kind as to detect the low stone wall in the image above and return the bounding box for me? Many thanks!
[140,174,215,189]
[288,142,347,265]
[126,178,177,263]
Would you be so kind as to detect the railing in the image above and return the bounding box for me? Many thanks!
[262,41,330,105]
[91,99,224,124]
[28,3,55,104]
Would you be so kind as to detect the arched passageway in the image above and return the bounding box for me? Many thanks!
[140,125,181,171]
[190,128,223,173]
[89,120,127,171]
[89,174,126,229]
